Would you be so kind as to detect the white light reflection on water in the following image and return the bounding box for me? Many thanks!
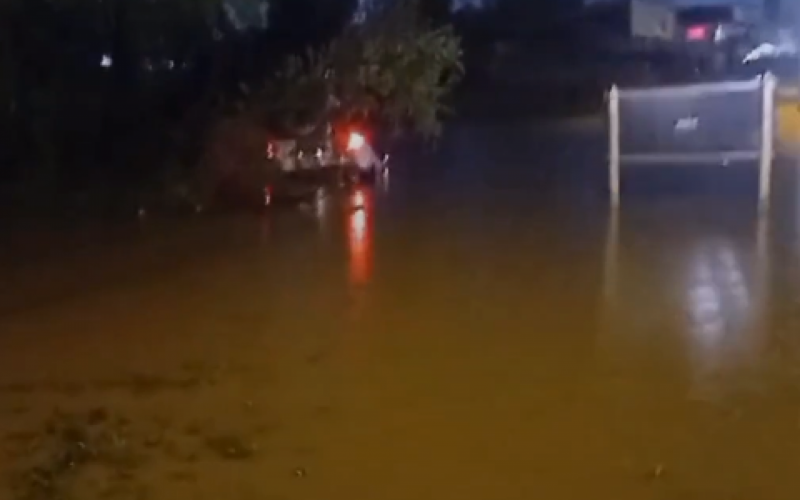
[681,217,769,398]
[602,208,770,398]
[685,239,751,352]
[315,189,330,225]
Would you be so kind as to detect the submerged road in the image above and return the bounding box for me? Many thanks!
[2,122,800,499]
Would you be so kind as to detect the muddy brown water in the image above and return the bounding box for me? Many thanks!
[3,124,800,499]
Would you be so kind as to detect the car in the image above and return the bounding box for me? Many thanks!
[267,125,389,185]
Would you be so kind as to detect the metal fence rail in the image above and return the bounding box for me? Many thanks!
[608,75,776,210]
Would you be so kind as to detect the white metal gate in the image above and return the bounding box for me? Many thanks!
[608,75,777,210]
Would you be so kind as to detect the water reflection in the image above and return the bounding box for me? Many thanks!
[602,209,619,308]
[315,188,329,220]
[602,207,771,395]
[348,190,372,285]
[685,238,753,350]
[378,167,390,194]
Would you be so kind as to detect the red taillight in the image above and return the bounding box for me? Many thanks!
[347,132,365,151]
[687,25,708,41]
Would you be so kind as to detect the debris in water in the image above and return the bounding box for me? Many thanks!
[205,434,257,460]
[646,464,665,481]
[9,409,142,500]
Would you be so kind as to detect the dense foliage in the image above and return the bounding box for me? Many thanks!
[254,0,463,140]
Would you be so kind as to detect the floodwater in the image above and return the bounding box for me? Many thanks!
[3,122,800,499]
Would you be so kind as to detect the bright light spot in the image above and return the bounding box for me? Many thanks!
[347,132,365,151]
[744,43,778,63]
[685,241,755,356]
[351,210,366,239]
[101,54,112,67]
[743,42,796,63]
[348,208,370,284]
[688,281,724,339]
[687,25,709,41]
[352,190,365,207]
[714,25,725,42]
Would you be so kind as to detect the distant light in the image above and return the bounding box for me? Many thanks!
[347,132,365,151]
[743,43,778,63]
[101,54,112,67]
[742,42,796,63]
[687,25,709,41]
[713,25,725,42]
[351,209,366,236]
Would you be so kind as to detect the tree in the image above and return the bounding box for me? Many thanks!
[253,0,463,140]
[333,0,463,138]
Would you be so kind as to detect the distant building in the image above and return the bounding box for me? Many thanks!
[675,4,759,73]
[580,0,678,52]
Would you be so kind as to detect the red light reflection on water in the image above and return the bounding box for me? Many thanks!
[348,194,372,285]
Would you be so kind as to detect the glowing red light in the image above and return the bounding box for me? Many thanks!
[687,25,708,41]
[347,132,365,151]
[348,210,370,284]
[347,189,371,285]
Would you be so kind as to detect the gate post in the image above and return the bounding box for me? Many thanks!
[609,85,621,207]
[759,73,777,213]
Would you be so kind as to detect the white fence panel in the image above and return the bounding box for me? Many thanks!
[608,75,776,210]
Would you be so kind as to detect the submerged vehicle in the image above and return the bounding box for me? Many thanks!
[267,124,388,183]
[257,121,389,210]
[265,86,390,185]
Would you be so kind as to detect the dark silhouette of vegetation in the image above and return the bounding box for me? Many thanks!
[254,0,462,139]
[0,0,462,212]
